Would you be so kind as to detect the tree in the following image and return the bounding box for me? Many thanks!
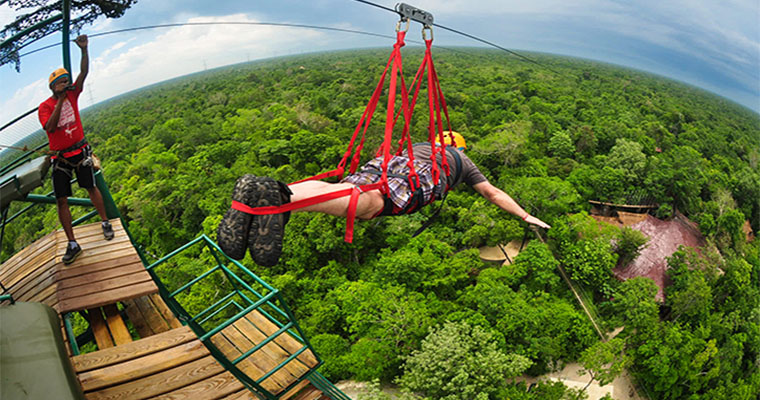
[616,227,648,266]
[512,241,561,293]
[562,238,618,291]
[549,131,575,159]
[612,277,659,332]
[578,338,631,390]
[606,138,647,185]
[398,321,531,400]
[645,145,707,214]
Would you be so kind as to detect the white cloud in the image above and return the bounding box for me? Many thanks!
[78,14,328,107]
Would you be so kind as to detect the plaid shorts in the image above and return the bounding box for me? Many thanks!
[342,155,436,210]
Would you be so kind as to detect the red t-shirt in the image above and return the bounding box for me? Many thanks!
[38,87,85,152]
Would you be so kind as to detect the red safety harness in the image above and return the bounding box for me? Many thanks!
[232,25,456,243]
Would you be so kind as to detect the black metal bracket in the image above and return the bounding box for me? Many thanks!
[395,3,434,26]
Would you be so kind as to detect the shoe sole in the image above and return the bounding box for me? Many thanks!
[247,177,285,267]
[63,249,82,265]
[217,174,259,260]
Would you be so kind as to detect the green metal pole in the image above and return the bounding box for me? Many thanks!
[24,194,92,207]
[94,171,120,219]
[62,0,71,72]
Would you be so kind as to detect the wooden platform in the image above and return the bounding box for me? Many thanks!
[2,219,332,399]
[71,325,328,400]
[0,219,157,313]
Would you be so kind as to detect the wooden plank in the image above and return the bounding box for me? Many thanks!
[84,356,224,400]
[63,219,123,246]
[245,311,318,368]
[60,246,138,266]
[150,293,182,329]
[122,298,155,338]
[0,233,49,275]
[150,371,246,400]
[89,308,115,350]
[72,326,196,373]
[1,240,56,287]
[58,280,158,313]
[1,246,55,288]
[218,323,294,393]
[233,317,310,379]
[69,228,130,247]
[58,263,144,290]
[103,304,132,346]
[58,262,145,291]
[66,234,132,256]
[57,271,154,303]
[135,295,170,334]
[57,253,142,281]
[77,339,208,392]
[0,231,55,274]
[209,332,278,393]
[11,263,57,302]
[221,389,257,400]
[25,283,58,308]
[60,318,74,357]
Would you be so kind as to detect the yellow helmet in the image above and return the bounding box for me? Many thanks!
[438,131,466,150]
[48,68,70,87]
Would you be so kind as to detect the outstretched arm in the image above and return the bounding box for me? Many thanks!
[73,35,88,90]
[472,181,551,229]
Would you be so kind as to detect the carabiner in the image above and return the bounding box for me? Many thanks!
[422,25,433,41]
[396,18,410,33]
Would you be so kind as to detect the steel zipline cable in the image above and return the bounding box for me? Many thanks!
[351,0,557,73]
[19,21,403,58]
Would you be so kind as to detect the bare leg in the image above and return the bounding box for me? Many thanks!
[86,187,109,221]
[56,198,76,241]
[289,181,385,220]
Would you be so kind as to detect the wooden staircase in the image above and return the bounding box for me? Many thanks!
[1,220,341,399]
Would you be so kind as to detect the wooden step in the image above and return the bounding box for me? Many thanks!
[72,326,197,373]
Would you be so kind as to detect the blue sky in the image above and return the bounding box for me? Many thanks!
[1,0,758,143]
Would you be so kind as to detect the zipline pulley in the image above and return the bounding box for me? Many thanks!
[395,3,434,26]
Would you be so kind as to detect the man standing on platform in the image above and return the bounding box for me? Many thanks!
[38,34,114,265]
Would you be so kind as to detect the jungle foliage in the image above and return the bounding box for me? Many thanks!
[2,48,759,399]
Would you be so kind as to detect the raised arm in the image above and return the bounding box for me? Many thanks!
[73,35,88,90]
[472,181,551,229]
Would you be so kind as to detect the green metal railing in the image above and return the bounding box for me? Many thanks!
[144,235,325,400]
[310,371,352,400]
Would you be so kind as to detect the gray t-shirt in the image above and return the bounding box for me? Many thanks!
[411,144,487,189]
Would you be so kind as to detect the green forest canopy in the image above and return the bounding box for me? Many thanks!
[2,48,759,399]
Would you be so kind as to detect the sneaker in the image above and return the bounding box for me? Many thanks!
[102,221,114,240]
[247,177,289,267]
[217,175,259,260]
[62,242,82,265]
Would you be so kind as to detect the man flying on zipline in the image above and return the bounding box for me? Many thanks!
[218,132,550,267]
[219,21,549,267]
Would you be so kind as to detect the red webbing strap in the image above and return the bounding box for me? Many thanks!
[231,181,384,243]
[375,30,413,198]
[347,42,398,175]
[345,187,362,242]
[396,55,420,191]
[424,38,454,194]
